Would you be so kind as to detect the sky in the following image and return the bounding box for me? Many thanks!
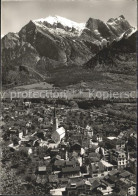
[1,0,137,37]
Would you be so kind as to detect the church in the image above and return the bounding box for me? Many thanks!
[51,108,65,144]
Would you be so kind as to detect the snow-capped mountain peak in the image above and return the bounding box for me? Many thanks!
[33,15,86,33]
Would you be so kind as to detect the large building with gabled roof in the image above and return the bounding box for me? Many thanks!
[52,107,65,144]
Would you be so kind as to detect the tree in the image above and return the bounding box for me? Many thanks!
[69,101,78,108]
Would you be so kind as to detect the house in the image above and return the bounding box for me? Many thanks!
[108,169,120,177]
[119,171,133,179]
[104,149,110,162]
[89,161,107,178]
[9,128,19,139]
[21,137,33,147]
[59,178,69,187]
[96,133,103,142]
[129,158,137,174]
[65,160,78,167]
[23,101,31,108]
[54,160,65,170]
[107,136,117,141]
[127,185,136,195]
[48,141,59,149]
[59,141,69,160]
[62,166,81,178]
[116,180,136,196]
[109,149,129,169]
[128,133,137,149]
[8,143,19,150]
[15,109,25,116]
[65,182,78,195]
[87,178,102,195]
[105,138,126,150]
[77,180,92,195]
[66,180,92,196]
[97,183,113,195]
[100,159,114,172]
[50,187,66,196]
[86,125,93,138]
[36,175,48,184]
[37,166,47,175]
[39,140,48,147]
[43,156,51,160]
[101,175,117,188]
[26,121,32,128]
[38,117,43,123]
[50,149,60,157]
[116,140,126,150]
[28,148,33,155]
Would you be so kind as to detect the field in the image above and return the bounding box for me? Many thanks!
[13,82,53,91]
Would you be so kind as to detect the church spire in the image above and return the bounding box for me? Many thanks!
[54,107,56,118]
[53,107,58,132]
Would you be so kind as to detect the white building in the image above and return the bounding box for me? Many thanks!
[50,188,66,196]
[97,185,113,195]
[110,149,129,169]
[86,125,93,138]
[101,159,114,171]
[96,134,103,142]
[23,101,31,108]
[128,185,136,195]
[52,127,65,144]
[51,107,65,144]
[28,148,33,155]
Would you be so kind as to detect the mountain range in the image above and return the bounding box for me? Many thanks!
[1,15,136,89]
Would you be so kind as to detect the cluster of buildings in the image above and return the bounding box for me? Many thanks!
[1,99,136,196]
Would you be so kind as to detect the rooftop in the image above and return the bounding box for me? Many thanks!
[38,166,47,171]
[101,160,114,168]
[62,166,80,173]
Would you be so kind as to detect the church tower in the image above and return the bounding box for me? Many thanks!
[53,107,58,132]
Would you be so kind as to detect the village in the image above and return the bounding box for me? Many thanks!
[0,98,137,196]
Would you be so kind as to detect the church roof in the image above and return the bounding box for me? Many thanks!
[56,127,65,136]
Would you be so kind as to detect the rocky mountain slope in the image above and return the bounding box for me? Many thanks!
[1,15,136,87]
[84,31,136,75]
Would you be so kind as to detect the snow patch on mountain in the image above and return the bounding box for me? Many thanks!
[116,27,137,41]
[124,27,137,38]
[33,15,86,34]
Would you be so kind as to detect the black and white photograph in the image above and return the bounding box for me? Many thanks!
[0,0,137,195]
